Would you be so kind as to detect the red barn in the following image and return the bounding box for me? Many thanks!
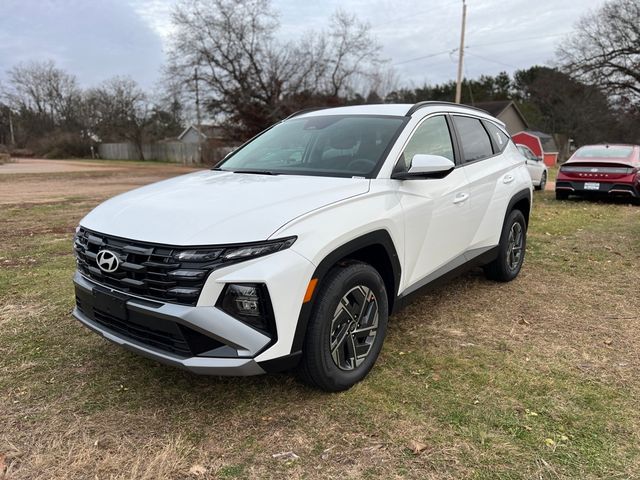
[512,131,559,167]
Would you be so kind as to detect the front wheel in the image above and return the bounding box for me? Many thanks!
[297,262,388,392]
[484,209,527,282]
[536,171,547,191]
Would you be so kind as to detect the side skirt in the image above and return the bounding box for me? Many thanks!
[392,245,499,314]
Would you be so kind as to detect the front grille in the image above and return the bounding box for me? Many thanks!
[93,304,192,357]
[74,228,211,306]
[75,295,224,357]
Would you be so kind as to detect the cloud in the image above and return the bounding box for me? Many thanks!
[273,0,607,85]
[0,0,165,88]
[0,0,608,91]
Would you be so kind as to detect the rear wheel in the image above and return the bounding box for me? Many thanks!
[297,262,388,392]
[556,190,569,200]
[484,209,527,282]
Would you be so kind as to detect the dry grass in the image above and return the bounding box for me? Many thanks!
[1,163,640,479]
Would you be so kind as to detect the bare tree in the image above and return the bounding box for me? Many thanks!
[87,77,152,160]
[558,0,640,107]
[165,0,382,138]
[1,60,83,144]
[323,10,382,97]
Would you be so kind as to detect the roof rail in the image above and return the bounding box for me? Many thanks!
[284,107,327,120]
[406,101,490,116]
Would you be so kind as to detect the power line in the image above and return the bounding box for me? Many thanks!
[465,51,518,69]
[392,33,566,67]
[467,33,566,49]
[393,49,456,66]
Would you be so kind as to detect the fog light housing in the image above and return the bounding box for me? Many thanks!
[218,283,276,337]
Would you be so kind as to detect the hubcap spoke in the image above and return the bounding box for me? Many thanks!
[507,222,524,270]
[329,285,379,371]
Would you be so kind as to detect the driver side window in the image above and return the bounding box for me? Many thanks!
[397,115,454,172]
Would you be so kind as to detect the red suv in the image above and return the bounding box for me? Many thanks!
[556,144,640,202]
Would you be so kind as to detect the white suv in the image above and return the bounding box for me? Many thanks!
[73,102,532,391]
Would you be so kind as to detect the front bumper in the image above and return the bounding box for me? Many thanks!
[72,272,268,375]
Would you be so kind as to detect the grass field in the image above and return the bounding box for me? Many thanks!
[1,161,640,479]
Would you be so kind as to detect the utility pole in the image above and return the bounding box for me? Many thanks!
[8,109,15,146]
[194,67,203,164]
[455,0,467,104]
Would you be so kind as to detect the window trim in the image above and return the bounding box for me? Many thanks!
[449,113,504,166]
[391,113,460,174]
[482,119,510,154]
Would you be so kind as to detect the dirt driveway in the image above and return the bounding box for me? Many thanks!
[0,158,200,205]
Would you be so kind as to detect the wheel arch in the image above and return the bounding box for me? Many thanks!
[507,188,532,227]
[289,230,401,354]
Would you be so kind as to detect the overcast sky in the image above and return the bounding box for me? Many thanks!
[0,0,607,91]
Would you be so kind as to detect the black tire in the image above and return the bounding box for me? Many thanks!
[297,262,388,392]
[536,172,547,191]
[556,190,569,200]
[484,209,527,282]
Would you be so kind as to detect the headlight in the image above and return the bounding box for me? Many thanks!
[222,237,296,260]
[174,249,223,262]
[172,237,296,264]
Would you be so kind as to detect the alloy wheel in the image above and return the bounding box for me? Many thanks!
[329,285,379,371]
[507,222,524,271]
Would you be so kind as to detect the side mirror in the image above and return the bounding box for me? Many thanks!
[393,154,455,179]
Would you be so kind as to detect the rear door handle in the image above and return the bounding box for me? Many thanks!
[453,192,469,204]
[503,174,515,184]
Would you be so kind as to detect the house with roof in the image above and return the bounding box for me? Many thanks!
[178,124,229,146]
[466,100,529,135]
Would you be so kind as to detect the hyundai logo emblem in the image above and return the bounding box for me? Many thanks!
[590,168,598,172]
[96,250,120,273]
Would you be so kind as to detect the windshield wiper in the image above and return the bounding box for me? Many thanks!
[231,169,280,175]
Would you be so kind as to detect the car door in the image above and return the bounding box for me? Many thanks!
[394,114,475,290]
[453,116,518,253]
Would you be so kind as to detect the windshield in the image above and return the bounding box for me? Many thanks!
[575,146,633,159]
[218,115,407,177]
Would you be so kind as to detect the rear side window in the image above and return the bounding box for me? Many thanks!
[453,116,493,163]
[483,121,510,153]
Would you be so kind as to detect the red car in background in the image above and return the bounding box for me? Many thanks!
[556,144,640,202]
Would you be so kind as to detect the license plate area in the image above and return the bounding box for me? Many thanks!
[93,288,128,321]
[584,182,600,191]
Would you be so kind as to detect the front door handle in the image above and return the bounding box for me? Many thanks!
[453,192,469,204]
[503,174,515,184]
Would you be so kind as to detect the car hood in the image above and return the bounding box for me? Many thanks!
[80,170,370,245]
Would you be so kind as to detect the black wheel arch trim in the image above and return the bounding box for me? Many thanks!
[506,188,532,226]
[289,229,401,355]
